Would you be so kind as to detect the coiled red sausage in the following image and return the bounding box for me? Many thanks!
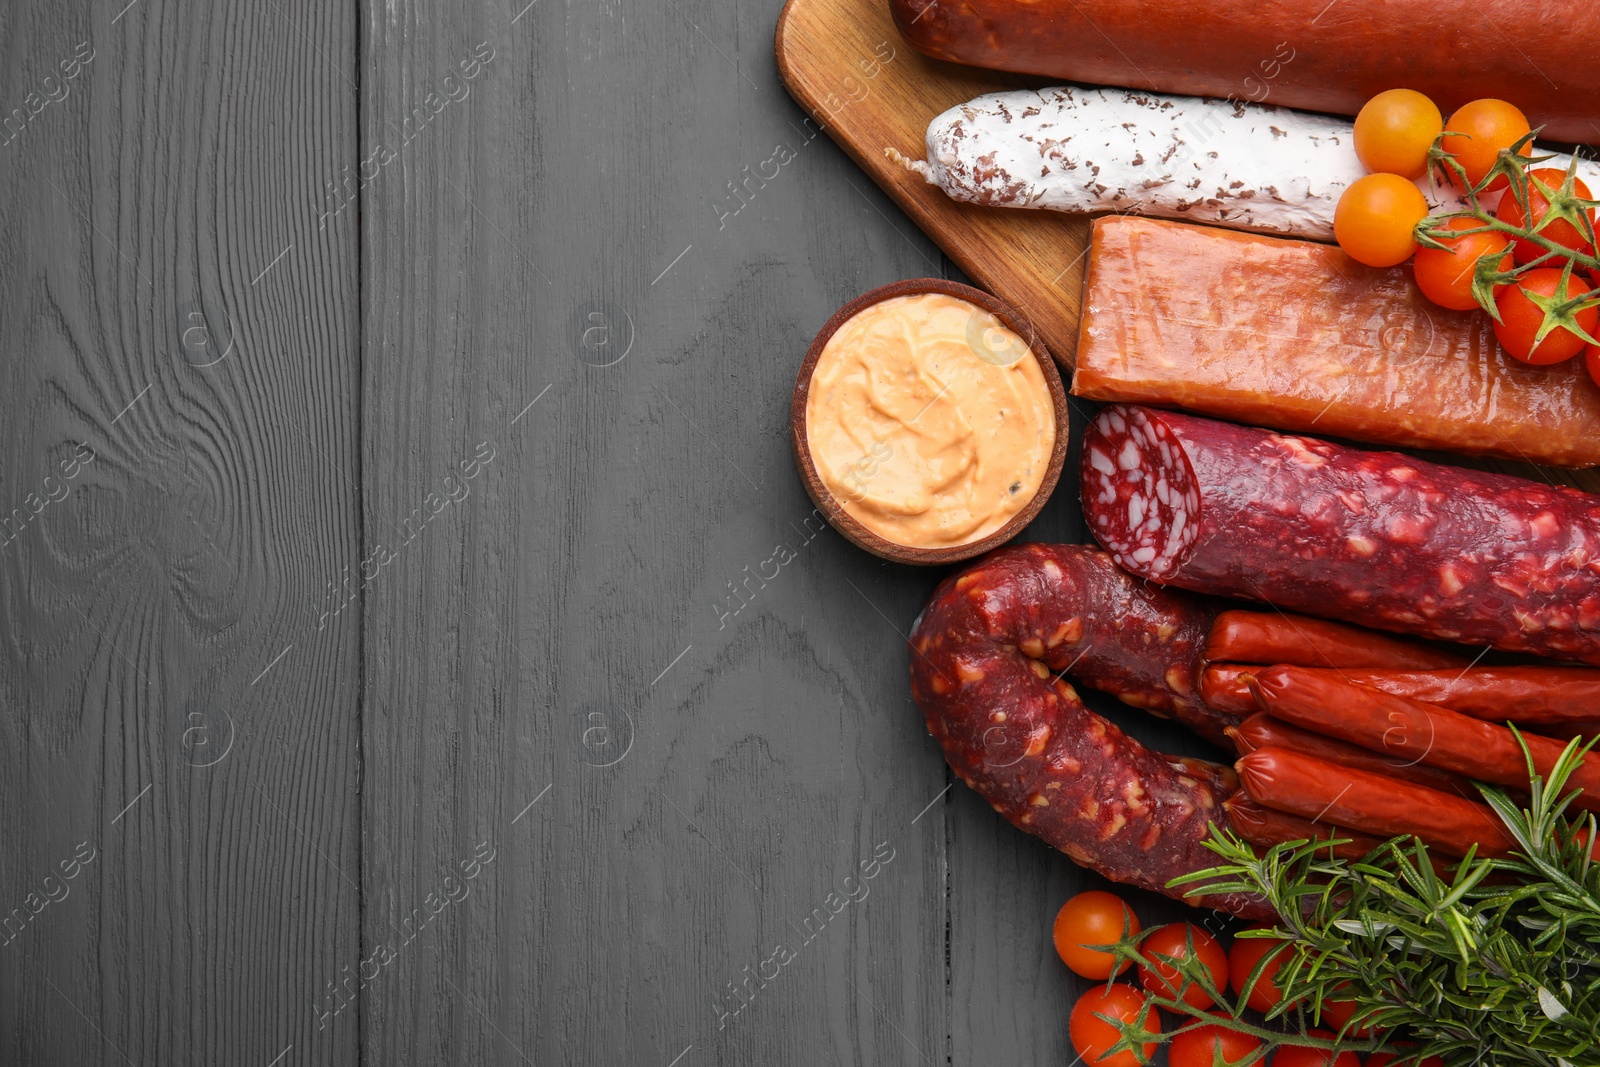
[909,543,1269,916]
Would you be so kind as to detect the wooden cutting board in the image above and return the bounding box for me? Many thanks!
[774,0,1088,368]
[775,0,1600,493]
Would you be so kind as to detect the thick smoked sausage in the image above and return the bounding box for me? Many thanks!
[1081,405,1600,665]
[887,0,1600,145]
[909,544,1269,916]
[1235,748,1514,858]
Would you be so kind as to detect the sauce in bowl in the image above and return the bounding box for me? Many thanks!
[802,289,1058,551]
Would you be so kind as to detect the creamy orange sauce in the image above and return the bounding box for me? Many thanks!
[805,292,1056,548]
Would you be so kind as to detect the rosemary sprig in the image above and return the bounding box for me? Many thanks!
[1104,736,1600,1066]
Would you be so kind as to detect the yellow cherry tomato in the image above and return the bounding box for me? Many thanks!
[1354,89,1443,179]
[1334,173,1430,267]
[1441,98,1532,191]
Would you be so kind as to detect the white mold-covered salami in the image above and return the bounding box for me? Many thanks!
[895,86,1599,242]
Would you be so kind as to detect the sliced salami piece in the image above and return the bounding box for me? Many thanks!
[1081,405,1600,665]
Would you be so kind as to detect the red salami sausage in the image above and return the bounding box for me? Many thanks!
[1228,713,1475,799]
[909,543,1270,917]
[1251,666,1600,812]
[887,0,1600,145]
[1205,610,1467,671]
[1081,405,1600,665]
[1222,795,1388,862]
[1235,748,1514,858]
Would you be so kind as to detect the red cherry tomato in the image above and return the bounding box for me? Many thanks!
[1138,923,1229,1009]
[1270,1032,1362,1067]
[1441,98,1532,191]
[1053,891,1140,979]
[1335,173,1430,267]
[1493,267,1598,364]
[1169,1024,1265,1067]
[1412,215,1513,310]
[1318,985,1382,1038]
[1228,927,1294,1013]
[1496,167,1596,264]
[1070,984,1158,1067]
[1354,89,1443,179]
[1586,345,1600,388]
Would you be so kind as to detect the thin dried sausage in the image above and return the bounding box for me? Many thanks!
[1081,405,1600,664]
[1228,713,1474,799]
[1235,748,1514,858]
[909,543,1269,916]
[1222,795,1388,862]
[1205,664,1600,736]
[1265,665,1600,731]
[1201,665,1260,717]
[1251,666,1600,812]
[1205,610,1467,670]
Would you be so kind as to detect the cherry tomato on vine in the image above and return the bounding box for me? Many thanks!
[1169,1025,1264,1067]
[1228,927,1293,1012]
[1269,1032,1362,1067]
[1354,89,1443,179]
[1138,923,1229,1008]
[1412,215,1513,310]
[1317,984,1383,1038]
[1069,984,1157,1067]
[1496,167,1596,264]
[1493,267,1598,364]
[1053,891,1140,979]
[1441,98,1532,191]
[1335,173,1429,267]
[1587,345,1600,389]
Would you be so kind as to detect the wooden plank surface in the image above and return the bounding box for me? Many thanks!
[356,0,950,1063]
[6,0,1597,1062]
[0,0,362,1064]
[775,0,1091,366]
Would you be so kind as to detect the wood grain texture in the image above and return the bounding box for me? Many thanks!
[775,0,1091,367]
[0,0,362,1064]
[356,0,958,1057]
[3,0,1595,1062]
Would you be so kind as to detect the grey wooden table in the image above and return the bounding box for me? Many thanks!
[0,1,1211,1062]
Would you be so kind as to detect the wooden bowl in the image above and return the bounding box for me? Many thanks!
[790,278,1071,566]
